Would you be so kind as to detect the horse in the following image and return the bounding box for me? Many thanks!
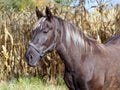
[25,7,120,90]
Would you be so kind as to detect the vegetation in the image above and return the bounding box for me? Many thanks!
[0,0,120,89]
[0,0,52,11]
[0,0,35,11]
[0,77,68,90]
[53,0,77,5]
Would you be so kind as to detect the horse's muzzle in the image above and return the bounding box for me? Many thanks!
[25,46,41,67]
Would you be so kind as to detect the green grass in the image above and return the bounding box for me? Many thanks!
[0,77,68,90]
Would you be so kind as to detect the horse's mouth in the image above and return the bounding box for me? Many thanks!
[27,63,37,67]
[27,59,39,67]
[25,53,41,67]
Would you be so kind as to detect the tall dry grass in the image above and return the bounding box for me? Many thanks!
[0,3,120,83]
[0,6,64,83]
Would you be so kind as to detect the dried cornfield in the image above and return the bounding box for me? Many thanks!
[0,3,120,83]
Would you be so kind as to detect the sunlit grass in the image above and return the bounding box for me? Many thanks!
[0,77,68,90]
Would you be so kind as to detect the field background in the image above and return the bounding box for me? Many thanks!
[0,0,120,90]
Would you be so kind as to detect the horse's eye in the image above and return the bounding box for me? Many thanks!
[42,29,49,33]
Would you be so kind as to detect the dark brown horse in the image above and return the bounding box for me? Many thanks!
[25,7,120,90]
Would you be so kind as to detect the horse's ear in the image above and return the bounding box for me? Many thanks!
[36,7,43,19]
[45,6,52,21]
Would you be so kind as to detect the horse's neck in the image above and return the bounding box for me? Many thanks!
[56,19,104,72]
[62,22,90,54]
[56,36,104,73]
[56,22,93,71]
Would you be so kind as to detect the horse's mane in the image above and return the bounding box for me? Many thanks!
[54,16,105,52]
[54,16,87,46]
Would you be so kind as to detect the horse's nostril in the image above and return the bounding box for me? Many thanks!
[29,54,33,60]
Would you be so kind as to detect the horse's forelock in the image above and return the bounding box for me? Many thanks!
[33,17,46,31]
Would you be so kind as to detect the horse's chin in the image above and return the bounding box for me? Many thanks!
[28,58,41,67]
[27,61,37,67]
[28,63,37,67]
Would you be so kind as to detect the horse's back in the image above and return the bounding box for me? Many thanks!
[106,34,120,45]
